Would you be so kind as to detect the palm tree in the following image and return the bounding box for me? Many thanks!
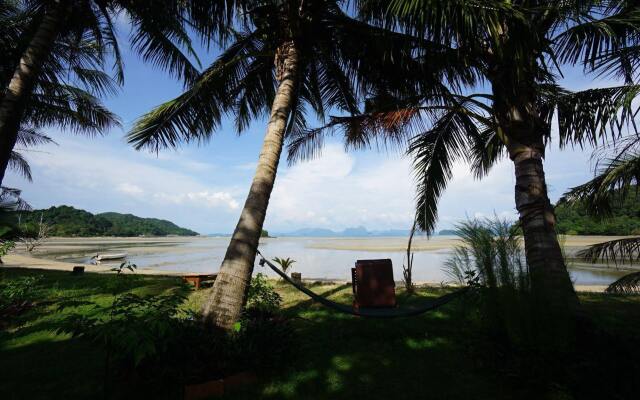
[293,0,640,308]
[0,0,203,187]
[272,257,296,275]
[1,2,121,193]
[561,135,640,265]
[127,0,426,329]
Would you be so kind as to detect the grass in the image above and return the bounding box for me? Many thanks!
[1,268,640,400]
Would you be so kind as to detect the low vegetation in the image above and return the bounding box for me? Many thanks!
[555,191,640,235]
[1,267,639,400]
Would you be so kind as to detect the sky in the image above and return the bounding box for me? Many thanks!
[3,22,621,235]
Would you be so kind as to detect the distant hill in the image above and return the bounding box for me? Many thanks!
[18,206,198,237]
[555,191,640,235]
[438,229,460,236]
[276,226,411,237]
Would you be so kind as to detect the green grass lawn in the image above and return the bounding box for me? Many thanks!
[1,268,639,400]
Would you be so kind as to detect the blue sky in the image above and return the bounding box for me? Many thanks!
[4,24,619,235]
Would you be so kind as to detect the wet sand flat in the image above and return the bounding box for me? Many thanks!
[2,235,634,292]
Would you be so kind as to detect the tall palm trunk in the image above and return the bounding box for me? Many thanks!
[201,41,300,330]
[490,73,578,309]
[0,2,67,187]
[511,147,576,299]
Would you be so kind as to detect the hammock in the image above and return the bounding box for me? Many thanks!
[256,250,468,318]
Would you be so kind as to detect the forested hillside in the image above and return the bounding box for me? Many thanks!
[18,206,198,237]
[555,192,640,235]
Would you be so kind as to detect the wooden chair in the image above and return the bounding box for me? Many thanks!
[183,273,218,289]
[351,259,396,309]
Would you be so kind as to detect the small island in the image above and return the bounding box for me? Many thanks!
[17,205,198,237]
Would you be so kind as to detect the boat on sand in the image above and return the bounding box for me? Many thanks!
[94,253,127,261]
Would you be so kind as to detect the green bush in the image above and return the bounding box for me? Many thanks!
[443,218,527,290]
[246,272,283,313]
[0,275,42,309]
[57,272,295,391]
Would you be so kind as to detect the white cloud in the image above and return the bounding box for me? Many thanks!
[265,144,518,231]
[153,191,239,209]
[8,130,596,234]
[8,137,244,233]
[117,183,144,196]
[262,138,595,232]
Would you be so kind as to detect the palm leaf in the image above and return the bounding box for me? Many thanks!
[555,85,640,148]
[560,150,640,216]
[8,151,32,182]
[606,271,640,294]
[410,105,478,234]
[128,30,263,151]
[578,237,640,266]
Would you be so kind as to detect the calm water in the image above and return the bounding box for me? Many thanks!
[55,236,629,286]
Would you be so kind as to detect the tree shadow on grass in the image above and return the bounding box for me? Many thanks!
[223,287,520,400]
[0,268,193,399]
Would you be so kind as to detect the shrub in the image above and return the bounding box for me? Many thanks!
[57,272,295,392]
[444,218,527,290]
[0,275,42,309]
[246,272,282,313]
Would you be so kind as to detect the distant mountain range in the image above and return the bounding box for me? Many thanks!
[19,206,198,237]
[269,226,458,237]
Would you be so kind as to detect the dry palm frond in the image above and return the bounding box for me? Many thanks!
[606,271,640,294]
[577,237,640,266]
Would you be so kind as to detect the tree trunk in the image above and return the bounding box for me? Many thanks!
[488,67,578,309]
[512,148,576,301]
[201,41,300,330]
[0,2,67,187]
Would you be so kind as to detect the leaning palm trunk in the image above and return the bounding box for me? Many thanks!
[201,42,300,330]
[0,3,67,186]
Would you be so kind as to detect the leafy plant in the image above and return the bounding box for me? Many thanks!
[0,240,14,263]
[272,257,296,276]
[246,273,282,314]
[0,274,43,326]
[443,218,527,291]
[56,285,197,395]
[0,275,42,308]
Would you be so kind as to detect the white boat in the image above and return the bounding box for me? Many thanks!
[95,253,127,261]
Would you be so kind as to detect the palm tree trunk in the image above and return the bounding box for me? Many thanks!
[0,2,67,187]
[491,85,579,309]
[512,147,576,301]
[201,41,300,330]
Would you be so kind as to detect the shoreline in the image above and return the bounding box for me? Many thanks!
[3,235,634,293]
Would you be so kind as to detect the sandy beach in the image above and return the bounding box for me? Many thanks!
[1,235,634,292]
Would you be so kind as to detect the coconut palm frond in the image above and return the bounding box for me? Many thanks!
[125,0,202,86]
[0,187,31,212]
[8,151,32,182]
[560,151,640,216]
[16,128,55,147]
[70,67,120,97]
[555,85,640,149]
[592,44,640,84]
[606,271,640,294]
[384,0,516,45]
[578,237,640,266]
[554,5,640,69]
[468,126,505,179]
[127,30,262,151]
[410,106,478,234]
[27,85,121,135]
